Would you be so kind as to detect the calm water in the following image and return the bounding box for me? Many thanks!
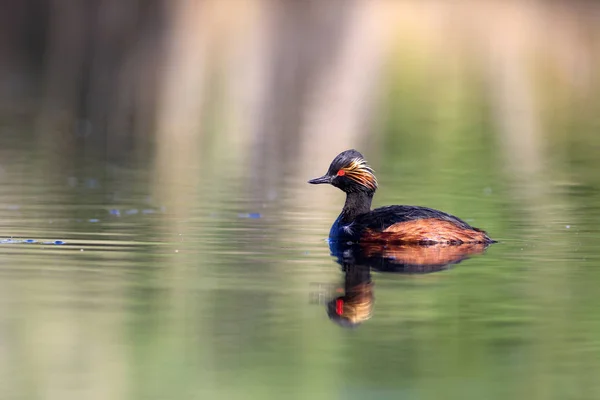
[1,130,600,400]
[3,1,600,398]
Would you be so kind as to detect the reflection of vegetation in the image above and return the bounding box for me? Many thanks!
[3,1,600,399]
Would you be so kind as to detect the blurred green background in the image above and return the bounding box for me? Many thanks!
[1,1,600,399]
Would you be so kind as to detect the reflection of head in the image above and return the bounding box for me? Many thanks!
[325,241,490,327]
[326,279,374,328]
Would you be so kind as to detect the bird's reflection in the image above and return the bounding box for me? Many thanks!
[326,241,490,327]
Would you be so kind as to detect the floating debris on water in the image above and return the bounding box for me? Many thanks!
[238,212,261,219]
[89,219,100,223]
[110,207,164,216]
[1,238,65,245]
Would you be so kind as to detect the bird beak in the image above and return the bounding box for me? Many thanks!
[308,175,331,185]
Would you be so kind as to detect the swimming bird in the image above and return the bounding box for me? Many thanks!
[308,149,494,244]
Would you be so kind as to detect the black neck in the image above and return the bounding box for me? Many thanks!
[343,264,372,291]
[340,191,373,223]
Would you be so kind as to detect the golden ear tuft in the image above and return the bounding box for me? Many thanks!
[342,158,378,190]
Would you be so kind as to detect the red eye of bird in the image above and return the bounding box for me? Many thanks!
[337,169,345,176]
[336,299,344,315]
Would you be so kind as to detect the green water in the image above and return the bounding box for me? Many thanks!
[1,118,600,400]
[4,1,600,398]
[2,49,600,398]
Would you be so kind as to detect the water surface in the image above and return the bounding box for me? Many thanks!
[2,124,600,400]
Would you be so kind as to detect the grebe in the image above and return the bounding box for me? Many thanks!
[308,149,494,244]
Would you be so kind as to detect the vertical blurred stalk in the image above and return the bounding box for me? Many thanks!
[478,4,576,399]
[35,0,87,167]
[254,0,386,234]
[254,0,384,394]
[151,0,210,395]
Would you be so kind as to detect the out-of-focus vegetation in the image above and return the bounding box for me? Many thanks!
[2,0,600,226]
[2,1,600,399]
[1,1,597,178]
